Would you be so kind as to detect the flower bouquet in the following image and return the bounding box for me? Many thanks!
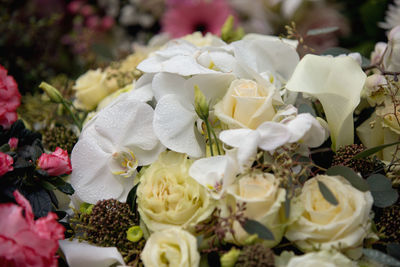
[1,14,400,267]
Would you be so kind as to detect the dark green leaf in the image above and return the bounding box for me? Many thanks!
[326,165,369,192]
[298,103,316,117]
[54,210,67,220]
[40,180,57,191]
[56,182,75,195]
[196,235,204,249]
[242,219,274,240]
[387,243,400,260]
[367,174,398,208]
[307,26,339,36]
[363,249,400,266]
[353,141,400,160]
[24,189,53,218]
[317,180,338,206]
[45,177,75,195]
[322,47,351,56]
[126,183,140,212]
[0,143,10,152]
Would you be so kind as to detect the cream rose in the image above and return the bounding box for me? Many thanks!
[136,151,214,233]
[73,69,110,110]
[276,251,356,267]
[141,228,200,267]
[285,175,373,255]
[225,171,286,246]
[214,79,277,129]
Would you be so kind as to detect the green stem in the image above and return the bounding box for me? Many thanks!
[209,124,221,155]
[205,120,214,156]
[61,100,82,131]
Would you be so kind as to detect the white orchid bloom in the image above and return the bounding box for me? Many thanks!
[189,150,239,199]
[220,122,292,169]
[59,240,125,267]
[137,39,236,76]
[152,72,235,158]
[71,98,165,204]
[285,54,366,151]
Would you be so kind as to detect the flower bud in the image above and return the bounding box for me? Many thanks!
[220,247,240,267]
[194,85,209,120]
[126,226,143,242]
[39,82,64,103]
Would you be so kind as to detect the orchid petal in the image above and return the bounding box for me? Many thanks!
[285,55,366,150]
[59,240,125,267]
[219,128,254,148]
[153,94,205,158]
[185,73,235,102]
[257,122,291,151]
[152,72,190,101]
[94,99,159,151]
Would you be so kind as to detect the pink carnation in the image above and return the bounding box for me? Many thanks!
[161,0,235,38]
[0,65,21,129]
[0,152,13,176]
[0,191,65,266]
[8,137,18,150]
[37,147,72,176]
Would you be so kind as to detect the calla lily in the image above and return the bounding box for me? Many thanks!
[189,150,239,199]
[220,122,292,169]
[285,54,366,151]
[59,240,125,267]
[152,72,235,157]
[71,98,165,204]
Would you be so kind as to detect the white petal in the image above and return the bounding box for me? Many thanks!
[285,113,328,147]
[236,131,260,169]
[257,122,291,151]
[153,94,205,158]
[219,128,254,148]
[160,55,217,76]
[185,73,235,102]
[152,72,191,101]
[71,136,133,204]
[94,99,159,150]
[286,55,366,150]
[136,55,164,73]
[59,240,125,267]
[130,142,165,166]
[283,114,313,143]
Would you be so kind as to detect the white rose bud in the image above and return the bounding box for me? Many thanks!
[141,228,200,267]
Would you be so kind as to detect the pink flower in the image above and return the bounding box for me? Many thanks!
[161,0,235,38]
[0,65,21,129]
[8,137,18,150]
[0,152,13,176]
[0,190,65,267]
[37,147,72,176]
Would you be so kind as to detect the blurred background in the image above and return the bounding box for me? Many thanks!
[0,0,394,94]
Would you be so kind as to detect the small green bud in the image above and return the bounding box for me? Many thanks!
[194,85,209,120]
[221,15,244,43]
[220,247,241,267]
[39,82,64,103]
[126,226,143,242]
[79,202,94,215]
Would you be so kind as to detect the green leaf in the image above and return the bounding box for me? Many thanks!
[284,192,291,219]
[56,183,75,195]
[242,219,274,240]
[298,103,316,117]
[126,183,140,212]
[0,143,10,152]
[363,249,400,266]
[367,174,398,208]
[387,243,400,261]
[353,141,400,160]
[307,26,339,36]
[317,180,338,206]
[326,165,369,192]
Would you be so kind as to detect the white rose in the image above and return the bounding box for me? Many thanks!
[286,175,373,255]
[275,251,356,267]
[73,69,110,110]
[136,151,215,233]
[141,228,200,267]
[225,171,286,246]
[214,79,277,129]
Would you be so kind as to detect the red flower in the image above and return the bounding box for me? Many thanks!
[0,152,13,176]
[0,190,65,267]
[0,65,21,129]
[37,147,72,176]
[8,137,18,150]
[161,0,234,38]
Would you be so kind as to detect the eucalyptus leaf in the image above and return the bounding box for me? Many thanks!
[387,243,400,260]
[353,141,400,160]
[242,219,274,240]
[298,103,316,117]
[363,249,400,266]
[326,165,369,192]
[367,174,398,208]
[284,192,291,219]
[307,26,339,36]
[317,180,338,206]
[126,182,140,212]
[56,183,75,195]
